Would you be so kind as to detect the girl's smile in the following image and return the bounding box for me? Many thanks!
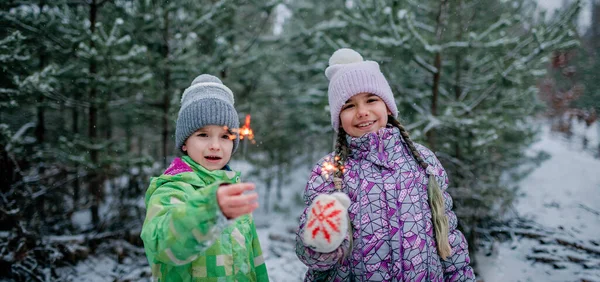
[340,93,391,137]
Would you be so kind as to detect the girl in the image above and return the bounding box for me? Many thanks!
[296,49,475,281]
[141,74,269,281]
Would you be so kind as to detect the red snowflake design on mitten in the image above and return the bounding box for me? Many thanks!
[307,199,343,243]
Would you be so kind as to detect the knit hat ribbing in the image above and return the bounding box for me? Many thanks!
[325,48,398,131]
[175,74,240,153]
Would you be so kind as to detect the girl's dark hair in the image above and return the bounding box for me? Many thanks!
[333,115,451,259]
[333,127,349,190]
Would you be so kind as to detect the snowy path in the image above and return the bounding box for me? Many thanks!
[476,121,600,282]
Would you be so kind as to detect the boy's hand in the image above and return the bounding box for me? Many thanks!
[217,183,259,219]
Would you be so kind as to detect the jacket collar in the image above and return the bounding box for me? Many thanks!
[180,155,239,185]
[156,156,239,188]
[346,126,411,169]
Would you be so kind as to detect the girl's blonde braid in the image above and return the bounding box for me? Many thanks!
[388,116,452,260]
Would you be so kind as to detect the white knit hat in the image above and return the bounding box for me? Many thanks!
[325,48,398,131]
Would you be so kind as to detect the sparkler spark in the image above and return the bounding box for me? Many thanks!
[239,114,254,141]
[320,156,344,179]
[226,114,255,144]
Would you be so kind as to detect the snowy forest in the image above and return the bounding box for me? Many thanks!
[1,0,599,281]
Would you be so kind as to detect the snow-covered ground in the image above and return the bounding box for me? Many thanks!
[476,120,600,282]
[233,158,310,281]
[255,215,307,281]
[55,120,600,281]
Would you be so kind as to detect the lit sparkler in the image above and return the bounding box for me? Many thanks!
[320,155,344,179]
[226,114,255,144]
[226,114,256,158]
[239,114,254,142]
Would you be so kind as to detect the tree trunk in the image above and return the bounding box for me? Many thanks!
[72,107,80,206]
[35,0,47,149]
[454,0,464,164]
[264,177,272,213]
[35,99,45,146]
[88,0,101,227]
[36,0,47,223]
[137,135,143,156]
[161,8,170,167]
[36,59,46,224]
[276,158,283,201]
[104,105,112,140]
[428,53,441,151]
[126,115,133,154]
[467,218,478,267]
[427,0,448,151]
[592,1,599,51]
[0,146,17,194]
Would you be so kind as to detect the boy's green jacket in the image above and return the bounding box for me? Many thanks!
[140,156,269,281]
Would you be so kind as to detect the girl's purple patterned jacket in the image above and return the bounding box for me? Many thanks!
[296,127,475,281]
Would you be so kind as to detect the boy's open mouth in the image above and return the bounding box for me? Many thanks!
[205,156,222,161]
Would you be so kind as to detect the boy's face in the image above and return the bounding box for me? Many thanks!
[182,125,234,171]
[340,92,390,137]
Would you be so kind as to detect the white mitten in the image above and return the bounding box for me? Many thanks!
[303,192,351,253]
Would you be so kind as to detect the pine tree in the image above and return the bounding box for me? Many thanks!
[574,0,600,114]
[0,1,150,278]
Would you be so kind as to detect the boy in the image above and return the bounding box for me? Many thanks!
[141,74,269,281]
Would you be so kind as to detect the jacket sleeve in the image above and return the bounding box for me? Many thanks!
[424,149,476,282]
[249,219,269,281]
[140,180,228,266]
[295,161,350,274]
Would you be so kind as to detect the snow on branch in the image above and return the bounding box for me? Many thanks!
[397,8,575,55]
[385,6,403,41]
[312,19,348,31]
[336,10,377,32]
[402,11,438,53]
[478,37,521,48]
[406,0,435,13]
[353,0,379,28]
[413,20,435,33]
[113,45,147,61]
[423,114,442,134]
[191,0,229,30]
[501,32,577,78]
[359,33,409,47]
[475,18,512,41]
[0,30,25,46]
[413,55,438,74]
[5,122,36,151]
[405,119,427,131]
[460,83,498,115]
[545,0,581,32]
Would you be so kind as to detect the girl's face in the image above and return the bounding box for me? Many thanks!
[182,125,234,171]
[340,92,390,137]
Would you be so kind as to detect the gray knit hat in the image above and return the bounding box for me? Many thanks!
[175,74,240,153]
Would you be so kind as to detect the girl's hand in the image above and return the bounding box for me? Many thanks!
[217,183,259,219]
[303,192,351,253]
